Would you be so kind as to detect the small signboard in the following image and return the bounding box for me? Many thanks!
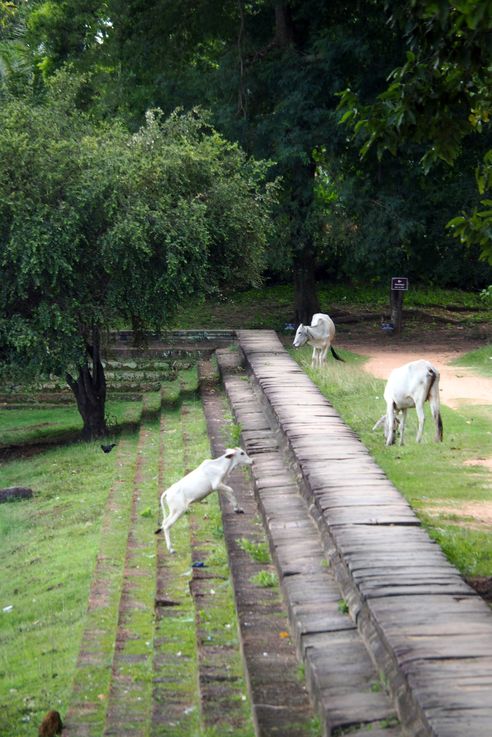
[391,277,409,291]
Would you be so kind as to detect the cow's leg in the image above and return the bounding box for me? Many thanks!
[311,346,317,368]
[415,402,426,442]
[320,344,329,364]
[372,414,386,432]
[217,482,243,513]
[399,409,408,445]
[161,506,186,554]
[157,489,188,554]
[385,403,396,446]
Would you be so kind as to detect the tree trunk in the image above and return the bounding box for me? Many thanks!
[294,247,320,324]
[274,3,294,47]
[390,288,404,336]
[291,158,320,325]
[67,326,108,440]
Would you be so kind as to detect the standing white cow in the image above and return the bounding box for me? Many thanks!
[155,447,253,553]
[373,359,443,446]
[293,313,344,368]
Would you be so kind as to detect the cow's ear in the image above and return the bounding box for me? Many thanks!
[225,451,235,459]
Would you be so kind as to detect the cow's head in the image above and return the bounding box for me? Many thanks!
[225,447,253,466]
[293,324,308,348]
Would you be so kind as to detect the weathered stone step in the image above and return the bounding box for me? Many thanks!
[199,359,320,737]
[105,371,171,381]
[216,351,403,737]
[236,329,492,737]
[151,409,199,736]
[180,400,253,735]
[62,427,142,736]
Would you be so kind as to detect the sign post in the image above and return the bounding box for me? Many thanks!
[390,277,408,336]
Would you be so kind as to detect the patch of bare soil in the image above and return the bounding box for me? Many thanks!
[464,458,492,471]
[424,501,492,528]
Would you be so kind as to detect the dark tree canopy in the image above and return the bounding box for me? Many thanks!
[338,0,492,264]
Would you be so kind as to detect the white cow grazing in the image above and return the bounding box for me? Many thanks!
[293,313,344,368]
[155,447,253,553]
[373,359,443,446]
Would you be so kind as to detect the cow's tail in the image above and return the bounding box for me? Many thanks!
[425,368,437,401]
[330,346,345,362]
[155,489,169,534]
[427,368,443,442]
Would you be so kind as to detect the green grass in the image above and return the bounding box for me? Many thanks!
[178,365,200,394]
[0,389,255,737]
[0,404,84,446]
[452,345,492,377]
[237,538,271,564]
[292,347,492,577]
[337,600,350,615]
[250,571,278,588]
[0,428,140,736]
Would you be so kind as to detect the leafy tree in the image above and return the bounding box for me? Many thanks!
[0,77,276,438]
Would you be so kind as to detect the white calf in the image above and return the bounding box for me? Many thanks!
[293,313,344,368]
[155,447,253,553]
[373,359,443,446]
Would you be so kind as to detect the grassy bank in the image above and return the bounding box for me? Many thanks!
[0,380,253,736]
[0,367,199,449]
[452,345,492,378]
[0,430,140,734]
[292,347,492,578]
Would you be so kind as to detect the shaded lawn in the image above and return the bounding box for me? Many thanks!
[0,400,142,448]
[171,283,492,331]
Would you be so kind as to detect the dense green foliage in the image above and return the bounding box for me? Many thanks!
[0,82,274,368]
[11,0,490,294]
